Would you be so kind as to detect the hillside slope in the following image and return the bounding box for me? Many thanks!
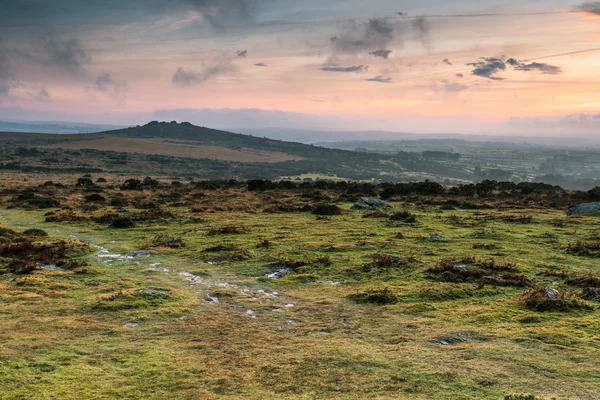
[0,122,473,182]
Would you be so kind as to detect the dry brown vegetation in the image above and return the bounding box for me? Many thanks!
[42,136,304,163]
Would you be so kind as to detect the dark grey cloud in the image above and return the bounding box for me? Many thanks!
[467,57,507,80]
[96,73,114,91]
[369,50,392,59]
[0,54,16,95]
[514,62,562,75]
[43,37,90,73]
[320,63,368,73]
[173,68,200,86]
[366,76,392,83]
[411,17,430,48]
[254,63,267,67]
[186,0,252,29]
[456,73,463,79]
[442,58,452,65]
[468,56,562,80]
[330,17,429,55]
[37,88,50,101]
[574,2,600,15]
[237,50,247,57]
[172,57,237,86]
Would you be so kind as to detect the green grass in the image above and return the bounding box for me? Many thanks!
[1,196,599,399]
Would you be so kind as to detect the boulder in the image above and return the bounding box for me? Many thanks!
[353,197,392,210]
[567,202,600,216]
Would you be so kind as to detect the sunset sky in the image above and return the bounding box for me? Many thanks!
[1,0,600,134]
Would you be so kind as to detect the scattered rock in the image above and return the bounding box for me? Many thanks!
[205,295,219,303]
[122,323,139,328]
[38,264,65,271]
[544,286,560,299]
[436,331,485,345]
[266,268,291,279]
[427,234,447,242]
[567,202,600,216]
[353,197,392,210]
[126,251,152,259]
[139,288,169,295]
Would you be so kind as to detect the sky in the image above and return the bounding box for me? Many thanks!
[1,0,600,135]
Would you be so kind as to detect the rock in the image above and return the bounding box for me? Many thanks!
[427,234,447,242]
[38,264,65,271]
[205,295,219,303]
[139,288,169,295]
[436,331,485,345]
[126,251,152,259]
[567,202,600,216]
[266,268,290,279]
[353,197,392,210]
[544,286,560,299]
[396,232,405,239]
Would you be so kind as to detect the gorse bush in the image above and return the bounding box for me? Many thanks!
[566,241,600,257]
[312,204,343,216]
[347,288,398,305]
[110,217,136,229]
[389,211,417,223]
[523,286,593,312]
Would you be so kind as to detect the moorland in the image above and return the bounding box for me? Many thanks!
[1,174,600,399]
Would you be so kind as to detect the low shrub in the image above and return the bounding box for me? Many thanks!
[523,286,593,312]
[312,204,343,216]
[566,274,600,288]
[389,211,417,223]
[348,288,398,305]
[45,211,88,223]
[362,254,418,273]
[256,240,271,249]
[110,217,136,229]
[22,228,48,237]
[152,234,185,249]
[363,211,389,218]
[203,244,238,252]
[566,241,600,257]
[85,194,106,202]
[207,226,248,236]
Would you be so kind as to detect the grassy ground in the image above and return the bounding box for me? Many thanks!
[1,187,600,399]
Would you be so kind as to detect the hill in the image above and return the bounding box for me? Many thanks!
[0,120,125,134]
[0,121,473,182]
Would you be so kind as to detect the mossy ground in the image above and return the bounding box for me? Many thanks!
[1,185,599,399]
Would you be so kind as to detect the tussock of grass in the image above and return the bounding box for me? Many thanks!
[207,225,248,236]
[347,287,398,305]
[566,241,600,257]
[523,286,593,312]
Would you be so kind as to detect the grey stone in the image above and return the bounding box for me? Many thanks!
[266,268,290,279]
[353,197,392,210]
[126,251,152,258]
[139,288,169,295]
[567,202,600,216]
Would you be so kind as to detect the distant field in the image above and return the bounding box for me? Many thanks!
[41,136,304,163]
